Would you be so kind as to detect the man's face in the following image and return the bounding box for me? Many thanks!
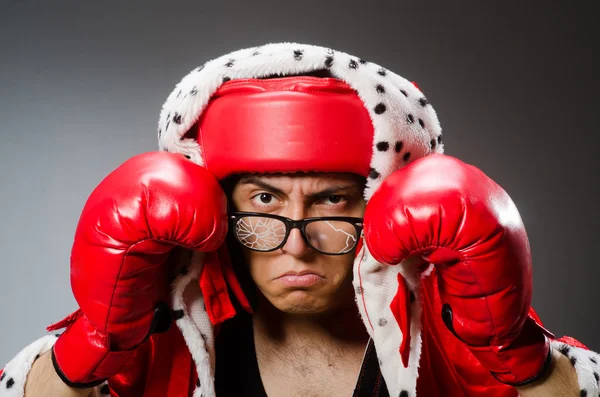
[231,173,366,315]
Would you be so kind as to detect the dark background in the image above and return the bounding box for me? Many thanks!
[1,0,598,364]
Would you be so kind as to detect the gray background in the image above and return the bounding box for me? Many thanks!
[1,0,598,365]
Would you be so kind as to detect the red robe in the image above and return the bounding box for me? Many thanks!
[93,267,587,397]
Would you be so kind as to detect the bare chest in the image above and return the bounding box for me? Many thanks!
[256,342,366,397]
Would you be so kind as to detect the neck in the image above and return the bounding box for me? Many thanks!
[252,294,369,348]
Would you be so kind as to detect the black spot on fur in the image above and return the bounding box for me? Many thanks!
[407,114,415,124]
[195,65,204,73]
[579,390,587,397]
[369,168,380,179]
[419,119,425,128]
[225,59,235,68]
[410,291,415,303]
[359,58,367,64]
[419,97,429,107]
[35,354,40,360]
[376,84,385,94]
[197,378,201,387]
[0,372,4,381]
[558,345,571,356]
[6,378,14,389]
[172,309,185,320]
[349,59,359,69]
[251,50,260,57]
[378,318,388,326]
[570,356,577,367]
[184,155,191,159]
[54,333,61,337]
[591,356,598,364]
[438,135,443,144]
[430,139,437,150]
[377,68,387,76]
[190,86,198,96]
[158,129,162,138]
[355,285,363,295]
[100,384,110,394]
[403,152,411,162]
[376,141,390,152]
[400,391,409,397]
[395,141,404,153]
[165,120,171,133]
[594,371,599,382]
[176,90,182,98]
[400,89,408,97]
[325,55,334,68]
[222,77,231,83]
[172,113,182,125]
[294,49,304,60]
[374,103,387,114]
[179,265,189,275]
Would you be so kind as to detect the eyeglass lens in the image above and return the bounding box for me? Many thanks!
[234,216,358,254]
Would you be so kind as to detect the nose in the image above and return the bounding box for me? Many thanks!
[280,228,313,258]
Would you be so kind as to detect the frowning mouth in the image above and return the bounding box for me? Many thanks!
[275,270,324,287]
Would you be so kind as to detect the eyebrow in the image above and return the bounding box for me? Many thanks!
[238,176,360,198]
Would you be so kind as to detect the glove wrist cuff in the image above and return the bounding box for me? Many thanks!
[469,316,553,386]
[52,316,137,388]
[489,341,553,386]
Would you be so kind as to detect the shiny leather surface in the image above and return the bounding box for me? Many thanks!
[105,275,559,396]
[54,152,228,385]
[192,77,375,179]
[364,153,550,385]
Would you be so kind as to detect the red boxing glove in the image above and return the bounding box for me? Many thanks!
[363,154,552,386]
[51,152,228,388]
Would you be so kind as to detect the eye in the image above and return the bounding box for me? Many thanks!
[259,193,273,204]
[321,195,346,205]
[250,192,277,207]
[327,195,341,204]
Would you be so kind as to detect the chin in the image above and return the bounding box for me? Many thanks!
[271,290,333,314]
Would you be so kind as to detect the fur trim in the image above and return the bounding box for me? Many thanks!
[353,247,423,396]
[157,42,443,201]
[552,340,600,396]
[0,335,109,396]
[0,335,58,396]
[171,251,216,397]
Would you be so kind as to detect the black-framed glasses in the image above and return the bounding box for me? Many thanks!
[229,212,364,255]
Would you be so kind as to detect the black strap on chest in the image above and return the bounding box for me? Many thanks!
[352,339,390,397]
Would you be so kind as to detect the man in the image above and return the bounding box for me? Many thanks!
[2,42,598,397]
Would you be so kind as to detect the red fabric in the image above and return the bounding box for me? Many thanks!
[199,251,237,325]
[554,336,589,350]
[217,245,253,314]
[107,324,193,397]
[193,77,375,180]
[100,272,586,396]
[390,273,411,368]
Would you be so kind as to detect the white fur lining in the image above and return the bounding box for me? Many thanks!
[0,335,59,397]
[551,340,600,397]
[353,246,424,396]
[171,251,216,397]
[157,42,443,201]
